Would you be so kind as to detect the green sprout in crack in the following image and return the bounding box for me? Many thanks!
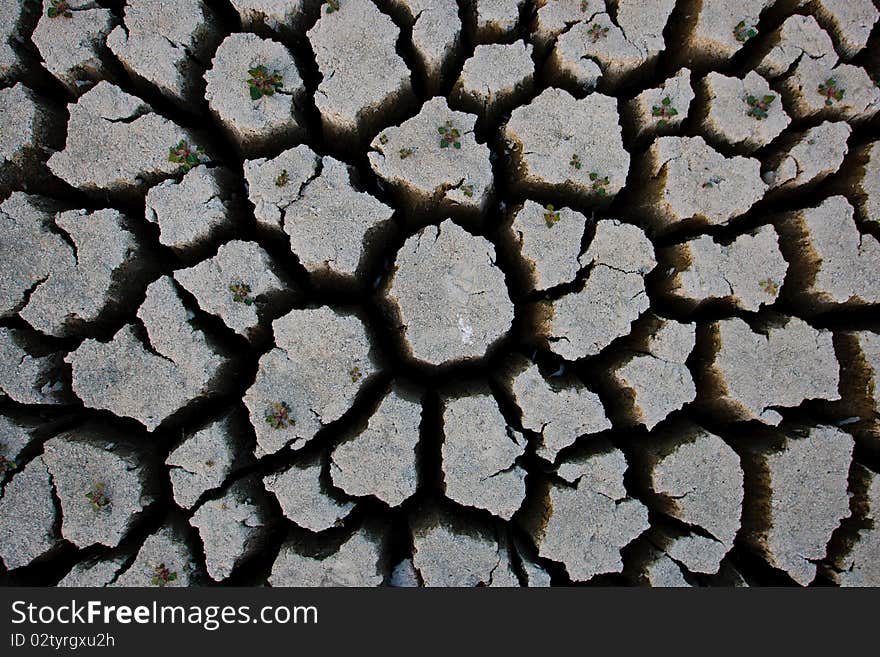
[759,278,779,296]
[702,175,723,188]
[570,153,582,170]
[275,169,289,187]
[438,121,462,149]
[651,96,679,128]
[229,282,254,305]
[379,133,389,145]
[265,401,294,430]
[168,140,205,173]
[589,171,610,196]
[86,482,111,513]
[746,94,775,120]
[818,78,845,106]
[587,24,609,43]
[580,0,589,12]
[399,147,414,159]
[151,563,178,587]
[543,204,561,228]
[349,366,363,383]
[47,0,73,18]
[461,184,474,198]
[325,0,340,13]
[0,445,16,477]
[734,21,758,44]
[247,65,284,100]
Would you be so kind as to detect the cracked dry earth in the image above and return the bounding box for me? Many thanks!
[1,0,879,589]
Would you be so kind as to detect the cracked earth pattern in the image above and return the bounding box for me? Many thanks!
[1,0,879,587]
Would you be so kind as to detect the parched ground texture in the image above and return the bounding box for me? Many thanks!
[1,0,879,587]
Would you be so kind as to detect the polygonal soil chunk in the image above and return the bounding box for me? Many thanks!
[549,2,675,91]
[106,0,220,104]
[659,225,788,312]
[205,33,306,156]
[308,0,412,142]
[368,97,492,214]
[20,208,145,337]
[514,537,552,587]
[113,521,198,586]
[190,477,269,581]
[331,388,421,507]
[389,558,420,587]
[830,466,880,586]
[66,276,229,431]
[627,68,694,139]
[741,425,853,585]
[780,58,880,123]
[451,41,534,122]
[523,444,649,581]
[777,196,879,311]
[441,393,526,520]
[684,0,774,65]
[0,457,58,570]
[703,317,840,424]
[244,144,320,235]
[755,14,837,80]
[507,361,610,462]
[283,156,395,278]
[628,542,692,587]
[244,307,376,457]
[505,200,587,293]
[31,1,114,94]
[637,425,744,569]
[269,524,387,586]
[264,456,354,532]
[145,165,236,255]
[58,553,131,587]
[811,0,879,60]
[471,0,524,42]
[0,83,62,187]
[42,429,154,549]
[765,121,851,190]
[0,328,67,406]
[609,320,696,430]
[0,193,70,319]
[47,82,199,197]
[543,220,655,360]
[385,220,513,366]
[656,531,730,576]
[229,0,311,35]
[166,413,252,510]
[504,88,630,200]
[410,508,518,586]
[851,141,879,228]
[0,415,35,480]
[532,0,592,51]
[389,0,461,93]
[174,240,286,341]
[641,136,767,234]
[698,71,791,153]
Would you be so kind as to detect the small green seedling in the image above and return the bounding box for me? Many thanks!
[580,0,589,11]
[589,171,610,196]
[86,482,111,512]
[247,65,283,100]
[275,169,289,187]
[543,204,561,228]
[759,278,779,296]
[818,78,845,106]
[702,175,723,188]
[746,94,775,120]
[265,401,294,429]
[652,96,679,128]
[325,0,340,13]
[461,184,474,198]
[570,153,582,170]
[47,0,72,18]
[438,122,462,149]
[168,140,205,173]
[379,133,389,145]
[349,366,362,383]
[734,21,757,43]
[229,282,254,305]
[587,24,609,43]
[399,147,414,159]
[151,563,178,587]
